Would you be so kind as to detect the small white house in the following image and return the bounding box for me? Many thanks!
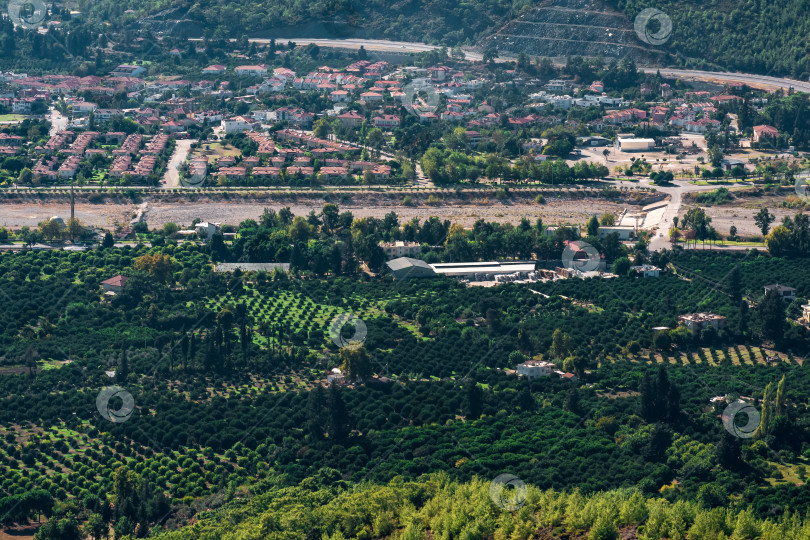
[195,221,220,240]
[327,368,345,384]
[517,361,555,379]
[631,265,661,277]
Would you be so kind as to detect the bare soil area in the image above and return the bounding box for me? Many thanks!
[680,193,801,237]
[0,192,630,229]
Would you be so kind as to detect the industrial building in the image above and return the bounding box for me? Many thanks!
[386,257,436,280]
[386,258,538,282]
[617,138,655,152]
[430,261,537,281]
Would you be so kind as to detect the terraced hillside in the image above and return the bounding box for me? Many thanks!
[480,0,665,62]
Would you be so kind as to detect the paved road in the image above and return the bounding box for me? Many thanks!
[162,139,197,188]
[642,68,810,94]
[48,108,67,136]
[251,37,810,92]
[636,178,736,252]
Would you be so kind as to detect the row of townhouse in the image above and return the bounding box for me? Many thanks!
[113,134,143,155]
[37,131,74,154]
[109,155,132,178]
[143,134,169,155]
[58,155,83,179]
[133,155,158,177]
[33,157,59,180]
[66,132,99,155]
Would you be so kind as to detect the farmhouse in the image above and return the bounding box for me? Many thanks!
[631,265,661,277]
[517,360,555,379]
[379,241,421,259]
[678,313,726,332]
[763,284,796,302]
[753,125,779,143]
[101,275,128,294]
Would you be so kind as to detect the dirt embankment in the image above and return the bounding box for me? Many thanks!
[0,189,650,229]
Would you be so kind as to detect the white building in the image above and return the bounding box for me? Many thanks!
[222,116,256,134]
[517,360,555,379]
[631,265,661,277]
[195,221,220,240]
[618,138,655,152]
[598,226,635,240]
[379,241,421,259]
[764,284,796,302]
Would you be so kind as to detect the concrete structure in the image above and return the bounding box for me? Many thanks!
[110,65,146,77]
[764,284,796,302]
[631,265,661,277]
[598,226,635,240]
[194,221,220,240]
[617,138,655,152]
[429,261,536,280]
[379,241,421,259]
[101,275,128,294]
[678,313,726,332]
[214,263,290,273]
[386,257,436,281]
[517,360,555,379]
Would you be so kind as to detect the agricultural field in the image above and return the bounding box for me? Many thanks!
[1,214,810,538]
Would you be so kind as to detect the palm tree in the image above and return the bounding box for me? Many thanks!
[602,148,610,163]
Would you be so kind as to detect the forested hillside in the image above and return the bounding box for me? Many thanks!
[73,0,810,76]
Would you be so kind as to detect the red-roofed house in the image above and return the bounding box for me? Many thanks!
[753,125,779,143]
[102,275,128,294]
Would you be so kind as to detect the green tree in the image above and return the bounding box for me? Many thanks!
[465,379,484,419]
[549,329,571,360]
[759,289,786,341]
[612,256,631,276]
[586,215,599,237]
[339,345,372,382]
[754,207,775,236]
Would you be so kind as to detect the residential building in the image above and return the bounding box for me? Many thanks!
[195,222,220,240]
[101,275,128,294]
[678,313,726,332]
[517,360,555,379]
[764,284,797,302]
[379,241,421,259]
[631,265,661,277]
[234,65,268,77]
[753,125,779,143]
[372,114,400,129]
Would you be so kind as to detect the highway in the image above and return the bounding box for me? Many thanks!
[247,37,810,92]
